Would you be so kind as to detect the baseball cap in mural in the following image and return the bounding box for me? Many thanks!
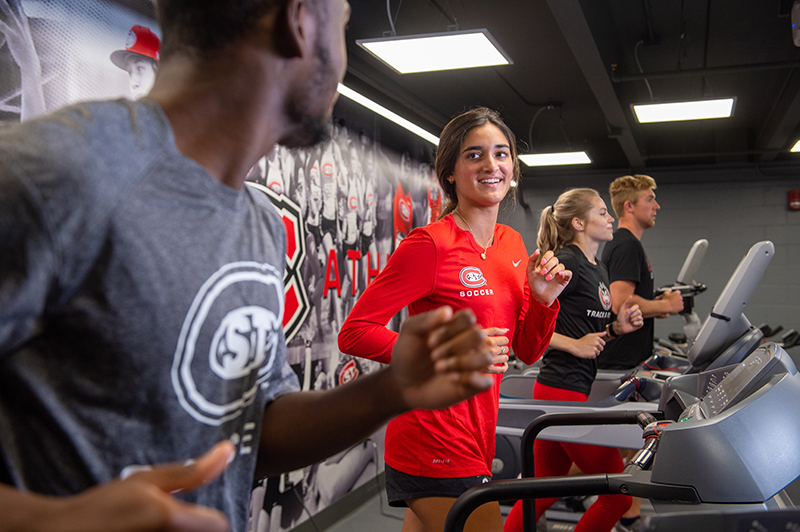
[110,25,160,68]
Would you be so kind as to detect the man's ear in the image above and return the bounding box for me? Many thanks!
[272,0,314,58]
[623,199,634,214]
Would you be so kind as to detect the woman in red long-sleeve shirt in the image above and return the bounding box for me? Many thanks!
[338,107,571,532]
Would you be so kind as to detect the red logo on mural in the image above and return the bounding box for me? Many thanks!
[338,360,360,386]
[399,198,412,223]
[245,182,309,342]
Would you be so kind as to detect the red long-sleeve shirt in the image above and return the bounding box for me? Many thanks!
[338,214,558,477]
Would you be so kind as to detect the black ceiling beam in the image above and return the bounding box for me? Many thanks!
[544,0,645,169]
[756,68,800,160]
[611,60,800,82]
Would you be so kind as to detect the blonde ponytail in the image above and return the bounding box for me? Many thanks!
[536,188,600,254]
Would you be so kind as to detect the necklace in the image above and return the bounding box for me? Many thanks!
[454,208,493,259]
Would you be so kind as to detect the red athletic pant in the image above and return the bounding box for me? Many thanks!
[503,381,631,532]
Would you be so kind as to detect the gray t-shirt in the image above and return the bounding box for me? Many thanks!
[0,98,300,531]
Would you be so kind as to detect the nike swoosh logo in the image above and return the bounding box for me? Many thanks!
[512,259,521,267]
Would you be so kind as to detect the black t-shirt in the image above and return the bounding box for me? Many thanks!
[597,228,655,370]
[537,245,613,395]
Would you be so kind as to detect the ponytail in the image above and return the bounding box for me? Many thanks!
[537,206,560,255]
[536,188,600,254]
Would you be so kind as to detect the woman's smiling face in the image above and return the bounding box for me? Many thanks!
[451,123,514,209]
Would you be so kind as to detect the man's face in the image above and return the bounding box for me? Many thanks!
[126,56,157,100]
[281,0,350,148]
[630,188,660,229]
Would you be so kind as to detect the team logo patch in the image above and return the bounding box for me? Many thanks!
[172,262,284,426]
[398,198,412,223]
[459,266,487,288]
[598,281,612,311]
[338,359,361,386]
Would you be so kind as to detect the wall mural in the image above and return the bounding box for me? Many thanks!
[0,2,442,531]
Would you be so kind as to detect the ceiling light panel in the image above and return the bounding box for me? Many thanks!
[519,151,592,167]
[337,84,440,146]
[632,98,736,123]
[356,29,512,74]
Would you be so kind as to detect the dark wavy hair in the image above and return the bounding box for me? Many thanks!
[434,107,521,217]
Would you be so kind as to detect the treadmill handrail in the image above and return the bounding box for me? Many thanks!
[442,474,701,532]
[518,410,664,531]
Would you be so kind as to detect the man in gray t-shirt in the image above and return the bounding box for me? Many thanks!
[0,1,511,530]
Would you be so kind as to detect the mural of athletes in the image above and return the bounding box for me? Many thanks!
[244,127,441,532]
[1,2,444,531]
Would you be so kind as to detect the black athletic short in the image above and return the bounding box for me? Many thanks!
[384,463,491,507]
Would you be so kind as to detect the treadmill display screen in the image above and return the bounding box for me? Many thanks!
[698,349,772,418]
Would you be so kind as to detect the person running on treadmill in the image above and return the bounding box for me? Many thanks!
[597,175,683,532]
[504,188,643,532]
[0,1,499,530]
[339,107,570,532]
[598,175,683,371]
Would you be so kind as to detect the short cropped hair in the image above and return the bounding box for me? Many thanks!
[608,174,656,219]
[157,0,318,58]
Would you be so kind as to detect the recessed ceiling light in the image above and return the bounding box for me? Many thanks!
[519,151,592,167]
[337,84,439,146]
[632,98,735,123]
[356,29,512,74]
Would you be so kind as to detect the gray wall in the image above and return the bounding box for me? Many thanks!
[498,166,800,343]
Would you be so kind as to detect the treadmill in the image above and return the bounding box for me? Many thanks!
[448,342,800,532]
[493,241,775,481]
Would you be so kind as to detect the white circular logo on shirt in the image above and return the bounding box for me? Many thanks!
[598,281,612,311]
[210,306,280,380]
[459,266,487,288]
[172,262,284,426]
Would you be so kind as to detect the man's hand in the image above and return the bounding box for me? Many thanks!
[615,295,644,334]
[527,249,571,307]
[389,306,494,411]
[655,289,684,316]
[16,442,235,532]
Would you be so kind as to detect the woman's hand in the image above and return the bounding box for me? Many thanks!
[615,295,644,334]
[569,332,606,359]
[483,327,510,374]
[527,249,572,307]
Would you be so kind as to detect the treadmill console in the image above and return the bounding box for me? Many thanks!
[678,343,782,421]
[651,342,800,504]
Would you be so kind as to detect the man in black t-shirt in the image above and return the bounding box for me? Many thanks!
[598,175,684,532]
[598,175,683,370]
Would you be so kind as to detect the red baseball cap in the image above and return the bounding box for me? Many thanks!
[110,25,160,69]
